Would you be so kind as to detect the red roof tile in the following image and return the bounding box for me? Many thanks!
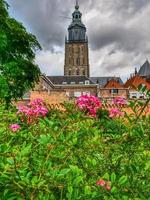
[104,79,124,88]
[124,75,150,90]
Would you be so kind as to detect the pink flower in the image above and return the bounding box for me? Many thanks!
[17,99,48,125]
[10,124,20,132]
[96,179,106,186]
[96,179,111,191]
[76,95,102,117]
[109,108,124,118]
[112,97,127,106]
[28,98,44,106]
[105,184,111,191]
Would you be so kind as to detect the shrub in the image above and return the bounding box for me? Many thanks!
[0,98,149,199]
[17,98,48,125]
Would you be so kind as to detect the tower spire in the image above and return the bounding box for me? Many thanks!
[75,0,79,10]
[64,0,89,77]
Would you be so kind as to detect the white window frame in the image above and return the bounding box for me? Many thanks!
[71,82,76,84]
[62,82,67,85]
[79,82,84,84]
[85,80,90,85]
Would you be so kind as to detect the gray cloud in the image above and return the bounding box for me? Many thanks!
[7,0,150,78]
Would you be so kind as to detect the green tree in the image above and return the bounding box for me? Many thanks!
[0,0,41,105]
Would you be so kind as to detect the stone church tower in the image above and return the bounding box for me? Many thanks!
[64,1,90,77]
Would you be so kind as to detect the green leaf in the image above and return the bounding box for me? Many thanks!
[54,126,59,131]
[38,180,46,187]
[57,169,70,177]
[111,186,117,194]
[7,197,17,200]
[118,176,128,185]
[103,173,109,180]
[84,186,91,195]
[91,159,97,166]
[111,172,116,183]
[67,186,73,199]
[122,195,128,200]
[69,165,80,174]
[38,135,52,145]
[73,176,83,185]
[0,32,7,49]
[145,160,150,170]
[21,144,31,156]
[72,137,77,145]
[31,176,38,185]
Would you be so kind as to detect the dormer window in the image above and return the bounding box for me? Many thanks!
[62,82,67,85]
[85,80,90,85]
[79,82,83,84]
[71,82,76,84]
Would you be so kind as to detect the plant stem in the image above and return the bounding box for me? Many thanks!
[135,98,150,122]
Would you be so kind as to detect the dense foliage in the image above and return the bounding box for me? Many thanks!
[0,0,41,104]
[0,96,150,200]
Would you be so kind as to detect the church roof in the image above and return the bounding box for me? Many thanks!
[90,77,123,88]
[47,76,95,85]
[138,60,150,77]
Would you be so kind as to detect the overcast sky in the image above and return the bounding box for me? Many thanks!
[7,0,150,81]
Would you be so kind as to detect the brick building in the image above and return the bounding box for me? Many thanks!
[124,60,150,99]
[124,75,150,99]
[23,2,127,104]
[27,75,97,103]
[99,79,128,100]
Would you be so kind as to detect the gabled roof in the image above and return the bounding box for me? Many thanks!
[124,75,150,90]
[47,76,95,85]
[138,60,150,77]
[90,77,123,88]
[104,79,124,88]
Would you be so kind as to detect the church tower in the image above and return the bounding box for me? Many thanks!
[64,1,90,77]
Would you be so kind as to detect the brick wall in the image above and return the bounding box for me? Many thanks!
[64,43,90,77]
[99,89,128,99]
[30,90,68,105]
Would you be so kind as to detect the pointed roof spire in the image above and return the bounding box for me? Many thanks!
[138,59,150,77]
[75,0,79,10]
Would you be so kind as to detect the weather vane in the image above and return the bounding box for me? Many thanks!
[75,0,79,9]
[59,0,80,21]
[76,0,78,6]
